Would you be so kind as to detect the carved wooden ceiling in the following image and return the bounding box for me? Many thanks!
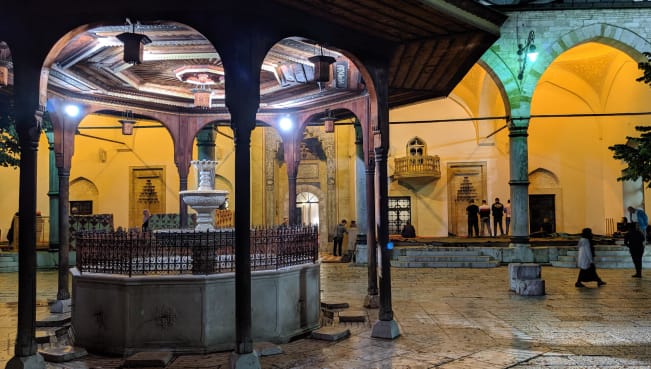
[0,0,507,114]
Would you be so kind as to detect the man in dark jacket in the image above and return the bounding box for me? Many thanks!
[491,198,505,237]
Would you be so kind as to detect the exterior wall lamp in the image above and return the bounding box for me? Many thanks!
[517,30,537,81]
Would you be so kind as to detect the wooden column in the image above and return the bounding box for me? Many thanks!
[7,53,46,368]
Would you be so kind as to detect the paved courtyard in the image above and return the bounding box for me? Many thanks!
[2,263,651,368]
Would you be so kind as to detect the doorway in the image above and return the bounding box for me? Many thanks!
[529,194,555,234]
[296,192,319,226]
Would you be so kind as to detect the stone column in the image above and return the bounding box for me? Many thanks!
[7,58,46,368]
[508,122,533,262]
[368,64,400,339]
[45,130,60,250]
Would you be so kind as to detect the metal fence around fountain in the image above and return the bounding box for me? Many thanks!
[75,225,319,276]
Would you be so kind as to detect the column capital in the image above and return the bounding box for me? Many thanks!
[508,124,529,137]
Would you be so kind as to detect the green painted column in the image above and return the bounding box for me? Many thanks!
[45,130,60,250]
[196,124,215,160]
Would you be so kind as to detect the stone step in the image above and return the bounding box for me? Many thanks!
[550,261,576,268]
[397,255,491,263]
[122,351,174,367]
[551,260,651,268]
[391,260,500,268]
[398,248,482,256]
[36,312,71,328]
[338,310,367,323]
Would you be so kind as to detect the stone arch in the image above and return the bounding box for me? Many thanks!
[529,168,563,233]
[525,24,651,107]
[70,177,99,213]
[284,183,328,251]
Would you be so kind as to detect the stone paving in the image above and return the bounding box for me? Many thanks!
[2,265,651,368]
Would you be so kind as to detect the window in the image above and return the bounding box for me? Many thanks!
[388,196,411,235]
[70,201,93,215]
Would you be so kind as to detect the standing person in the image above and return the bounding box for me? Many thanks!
[624,222,645,278]
[333,219,347,256]
[505,200,511,235]
[401,220,416,238]
[628,206,648,241]
[575,227,606,287]
[466,200,479,237]
[142,209,151,232]
[280,217,289,228]
[491,197,505,237]
[346,220,358,260]
[479,200,491,237]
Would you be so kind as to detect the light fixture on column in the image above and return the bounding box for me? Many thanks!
[308,45,336,85]
[116,19,151,65]
[118,109,135,135]
[320,108,335,133]
[517,30,537,81]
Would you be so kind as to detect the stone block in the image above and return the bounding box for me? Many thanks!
[311,327,350,341]
[514,279,545,296]
[35,312,71,327]
[39,346,87,363]
[254,342,282,357]
[338,310,367,323]
[123,351,174,367]
[509,263,541,290]
[321,301,349,310]
[355,244,368,264]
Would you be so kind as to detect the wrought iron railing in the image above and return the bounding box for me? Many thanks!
[393,155,441,179]
[75,226,319,276]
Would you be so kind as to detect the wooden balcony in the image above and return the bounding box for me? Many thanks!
[393,155,441,185]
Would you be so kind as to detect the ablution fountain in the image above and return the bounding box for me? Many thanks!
[71,159,320,355]
[180,159,229,231]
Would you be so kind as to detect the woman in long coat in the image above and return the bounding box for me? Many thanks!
[576,228,606,287]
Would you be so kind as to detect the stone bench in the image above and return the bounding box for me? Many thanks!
[508,263,545,296]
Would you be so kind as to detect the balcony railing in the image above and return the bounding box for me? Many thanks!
[393,155,441,184]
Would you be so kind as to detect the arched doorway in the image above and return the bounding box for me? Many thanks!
[296,191,319,225]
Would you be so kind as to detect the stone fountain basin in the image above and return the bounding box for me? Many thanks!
[180,190,228,209]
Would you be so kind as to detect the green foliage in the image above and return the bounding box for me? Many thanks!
[609,53,651,187]
[609,126,651,186]
[0,98,19,168]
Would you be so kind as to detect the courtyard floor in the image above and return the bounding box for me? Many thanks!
[2,262,651,368]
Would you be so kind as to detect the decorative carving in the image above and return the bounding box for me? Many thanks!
[138,179,160,205]
[297,162,319,179]
[154,305,177,329]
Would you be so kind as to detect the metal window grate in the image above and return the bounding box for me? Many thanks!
[388,196,411,235]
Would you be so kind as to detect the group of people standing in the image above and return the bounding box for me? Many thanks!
[466,198,510,237]
[332,219,358,257]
